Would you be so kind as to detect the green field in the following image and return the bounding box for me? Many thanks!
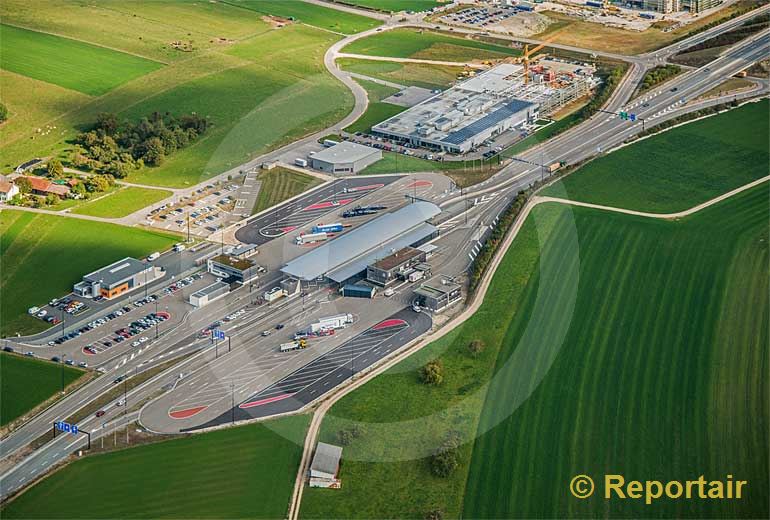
[71,187,173,218]
[342,28,519,61]
[542,100,770,212]
[2,414,310,518]
[334,0,442,12]
[232,0,382,34]
[1,352,84,426]
[253,167,322,214]
[301,184,769,518]
[0,24,163,96]
[0,211,178,337]
[345,79,405,134]
[338,58,463,90]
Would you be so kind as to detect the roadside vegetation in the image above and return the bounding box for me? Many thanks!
[71,186,173,218]
[342,28,520,61]
[2,415,310,519]
[637,64,682,93]
[0,23,163,96]
[0,211,177,337]
[671,13,769,67]
[252,167,322,215]
[0,352,84,426]
[542,99,769,212]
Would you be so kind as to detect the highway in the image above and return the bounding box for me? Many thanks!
[1,7,767,504]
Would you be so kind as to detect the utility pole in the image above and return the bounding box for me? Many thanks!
[228,335,231,353]
[60,307,65,393]
[231,382,235,425]
[154,300,159,339]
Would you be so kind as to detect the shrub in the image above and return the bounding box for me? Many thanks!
[420,359,444,386]
[430,432,461,477]
[467,339,485,358]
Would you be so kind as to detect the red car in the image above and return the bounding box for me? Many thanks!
[95,410,106,417]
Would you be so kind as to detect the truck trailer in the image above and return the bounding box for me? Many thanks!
[280,339,308,352]
[312,223,344,234]
[308,313,353,333]
[295,232,328,245]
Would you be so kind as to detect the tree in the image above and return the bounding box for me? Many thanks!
[142,137,165,166]
[430,434,461,478]
[0,102,8,123]
[95,112,118,134]
[420,359,444,386]
[15,176,32,194]
[424,509,444,520]
[467,339,485,358]
[44,193,59,206]
[71,181,88,199]
[47,159,64,179]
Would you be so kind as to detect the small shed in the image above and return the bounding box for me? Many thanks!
[309,442,343,488]
[342,284,376,299]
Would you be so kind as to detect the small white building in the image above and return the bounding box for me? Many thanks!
[189,281,230,308]
[309,442,343,488]
[310,142,382,174]
[0,175,19,202]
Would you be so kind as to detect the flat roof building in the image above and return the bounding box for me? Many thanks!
[73,257,165,299]
[309,442,343,488]
[281,202,440,284]
[366,246,427,286]
[414,281,462,313]
[189,281,230,308]
[208,254,259,284]
[311,142,382,174]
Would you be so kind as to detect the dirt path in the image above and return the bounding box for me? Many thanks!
[286,174,769,519]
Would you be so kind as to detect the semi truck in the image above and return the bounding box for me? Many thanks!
[295,232,328,245]
[280,339,308,352]
[341,205,387,218]
[308,313,353,333]
[312,223,344,234]
[294,158,308,167]
[547,161,566,173]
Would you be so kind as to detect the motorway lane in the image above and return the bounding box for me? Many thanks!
[189,308,431,429]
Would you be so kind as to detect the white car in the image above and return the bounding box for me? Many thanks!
[131,341,141,347]
[139,337,149,343]
[37,310,47,318]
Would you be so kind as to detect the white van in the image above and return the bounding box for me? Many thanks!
[147,252,161,261]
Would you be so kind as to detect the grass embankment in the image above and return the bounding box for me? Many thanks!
[0,211,177,337]
[332,0,442,12]
[301,183,769,519]
[228,0,382,34]
[253,167,322,214]
[337,58,464,90]
[637,64,682,94]
[0,352,84,426]
[72,187,173,218]
[345,79,405,134]
[533,0,765,54]
[2,415,310,519]
[542,99,769,212]
[342,28,520,61]
[671,14,769,67]
[0,23,163,96]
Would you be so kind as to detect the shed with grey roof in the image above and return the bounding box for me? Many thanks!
[309,442,343,488]
[310,142,382,174]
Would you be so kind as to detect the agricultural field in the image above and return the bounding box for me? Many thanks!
[338,58,464,90]
[342,28,520,61]
[532,0,764,54]
[0,211,178,337]
[234,0,382,34]
[542,100,769,212]
[301,183,769,519]
[1,352,84,426]
[2,414,310,518]
[71,187,173,218]
[333,0,442,12]
[0,23,163,96]
[252,167,322,214]
[345,79,405,134]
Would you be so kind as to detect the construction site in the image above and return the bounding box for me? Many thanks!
[372,56,597,154]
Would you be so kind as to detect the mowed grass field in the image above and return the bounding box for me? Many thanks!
[542,100,770,212]
[0,211,178,337]
[342,28,520,61]
[345,79,405,134]
[334,0,443,12]
[233,0,382,34]
[71,187,173,218]
[253,167,322,214]
[338,58,464,89]
[302,185,769,519]
[2,414,310,518]
[0,24,163,96]
[1,352,84,426]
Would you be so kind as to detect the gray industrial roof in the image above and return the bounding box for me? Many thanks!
[191,281,230,298]
[312,141,380,164]
[83,257,148,287]
[281,201,441,281]
[327,223,437,283]
[311,442,343,476]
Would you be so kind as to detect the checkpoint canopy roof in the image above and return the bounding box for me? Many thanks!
[281,201,441,282]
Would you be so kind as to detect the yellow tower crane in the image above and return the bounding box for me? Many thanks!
[521,42,547,84]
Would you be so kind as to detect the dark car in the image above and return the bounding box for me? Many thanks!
[275,323,285,330]
[3,346,13,353]
[51,356,61,362]
[95,410,106,417]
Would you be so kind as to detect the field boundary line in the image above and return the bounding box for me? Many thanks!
[536,175,770,219]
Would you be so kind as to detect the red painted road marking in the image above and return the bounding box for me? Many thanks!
[169,405,208,419]
[406,180,433,189]
[239,393,293,409]
[303,198,353,211]
[346,183,384,192]
[280,226,297,233]
[373,318,407,330]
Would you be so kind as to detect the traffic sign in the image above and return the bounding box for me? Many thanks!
[629,114,637,121]
[55,420,78,435]
[619,111,628,120]
[213,329,225,341]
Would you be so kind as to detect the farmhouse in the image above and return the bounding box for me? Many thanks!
[309,442,343,488]
[17,176,70,198]
[0,175,19,201]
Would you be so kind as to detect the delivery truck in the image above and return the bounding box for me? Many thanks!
[308,313,353,333]
[295,232,328,245]
[312,223,344,234]
[280,339,308,352]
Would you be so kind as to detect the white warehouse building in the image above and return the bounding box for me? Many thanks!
[310,142,382,174]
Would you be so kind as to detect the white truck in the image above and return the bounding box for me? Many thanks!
[408,270,425,283]
[295,232,328,245]
[309,313,353,333]
[294,158,308,168]
[280,339,308,352]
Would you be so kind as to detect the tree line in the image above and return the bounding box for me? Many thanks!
[71,111,209,178]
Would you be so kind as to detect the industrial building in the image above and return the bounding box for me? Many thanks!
[207,253,259,284]
[309,442,343,488]
[281,201,440,284]
[366,247,427,286]
[310,142,382,174]
[631,0,722,13]
[372,62,596,154]
[73,258,165,299]
[189,281,230,308]
[414,281,462,313]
